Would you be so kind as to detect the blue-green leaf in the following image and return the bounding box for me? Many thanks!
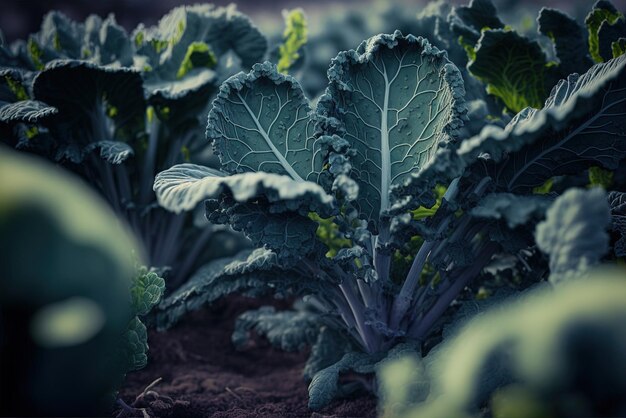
[471,193,553,229]
[85,140,134,165]
[206,198,325,263]
[0,100,57,123]
[87,14,133,66]
[304,326,354,380]
[36,11,83,59]
[308,351,373,410]
[133,4,266,109]
[134,4,266,71]
[319,31,466,228]
[154,248,310,329]
[232,306,319,351]
[608,191,626,257]
[207,62,325,183]
[308,342,419,410]
[155,163,335,216]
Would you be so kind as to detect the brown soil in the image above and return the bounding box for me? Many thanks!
[117,297,378,418]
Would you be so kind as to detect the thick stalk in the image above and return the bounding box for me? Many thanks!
[173,226,214,287]
[429,215,472,262]
[357,279,375,309]
[327,291,362,345]
[143,209,157,261]
[339,280,378,353]
[374,252,391,283]
[302,259,379,353]
[373,224,392,283]
[99,159,122,214]
[152,213,186,266]
[114,164,142,237]
[472,176,493,197]
[166,129,194,168]
[442,177,461,204]
[388,240,436,329]
[409,242,498,340]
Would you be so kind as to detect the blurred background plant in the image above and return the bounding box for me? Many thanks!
[379,187,626,418]
[0,4,260,292]
[378,268,626,418]
[0,149,163,416]
[2,0,622,45]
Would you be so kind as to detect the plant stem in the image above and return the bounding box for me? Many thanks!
[174,226,214,287]
[339,279,378,353]
[373,223,391,283]
[99,158,122,214]
[139,117,160,205]
[389,240,436,329]
[115,164,142,236]
[357,279,374,309]
[152,212,186,266]
[409,241,498,340]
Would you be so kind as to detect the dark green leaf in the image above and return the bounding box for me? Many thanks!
[448,0,504,46]
[32,60,145,163]
[468,29,550,112]
[538,7,594,76]
[460,54,626,193]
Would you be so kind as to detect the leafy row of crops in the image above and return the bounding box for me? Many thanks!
[1,0,626,416]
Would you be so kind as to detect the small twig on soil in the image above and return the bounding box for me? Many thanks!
[141,377,163,396]
[225,386,243,401]
[233,386,258,396]
[114,377,164,418]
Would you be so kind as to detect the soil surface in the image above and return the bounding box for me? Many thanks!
[117,297,378,418]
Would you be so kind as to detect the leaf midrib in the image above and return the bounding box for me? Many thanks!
[380,65,391,216]
[237,92,304,182]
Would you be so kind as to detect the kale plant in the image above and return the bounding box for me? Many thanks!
[152,2,626,403]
